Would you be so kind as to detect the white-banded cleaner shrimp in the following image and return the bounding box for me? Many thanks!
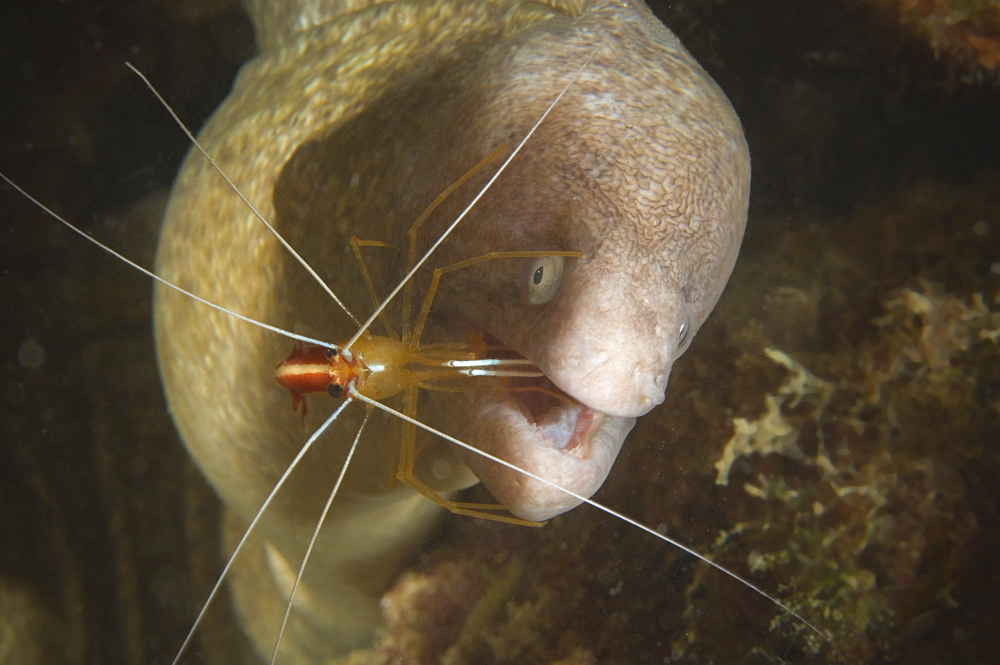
[1,2,836,660]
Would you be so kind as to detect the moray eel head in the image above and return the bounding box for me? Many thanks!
[410,5,750,521]
[266,3,747,523]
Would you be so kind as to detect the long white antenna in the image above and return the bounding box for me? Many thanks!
[351,387,829,643]
[269,409,370,664]
[125,62,361,327]
[341,47,598,352]
[0,173,336,351]
[169,400,351,665]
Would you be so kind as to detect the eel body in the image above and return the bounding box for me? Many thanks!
[153,0,749,659]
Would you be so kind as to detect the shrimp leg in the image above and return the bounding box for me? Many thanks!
[411,250,585,345]
[395,381,543,527]
[348,236,399,339]
[391,250,584,526]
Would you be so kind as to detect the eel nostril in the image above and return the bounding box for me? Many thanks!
[636,373,666,408]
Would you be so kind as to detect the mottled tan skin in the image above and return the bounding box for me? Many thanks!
[154,0,748,659]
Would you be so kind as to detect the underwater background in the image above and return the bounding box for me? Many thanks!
[0,1,997,663]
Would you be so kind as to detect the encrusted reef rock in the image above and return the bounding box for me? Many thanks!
[880,0,1000,77]
[372,174,998,665]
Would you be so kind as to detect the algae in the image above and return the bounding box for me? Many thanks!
[712,282,997,661]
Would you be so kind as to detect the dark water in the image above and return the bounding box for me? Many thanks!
[1,1,997,663]
[0,3,255,663]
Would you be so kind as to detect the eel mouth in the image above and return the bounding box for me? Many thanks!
[474,328,605,454]
[441,330,635,522]
[501,374,601,453]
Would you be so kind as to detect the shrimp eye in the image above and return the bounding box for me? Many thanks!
[327,383,344,399]
[325,347,339,359]
[527,255,565,305]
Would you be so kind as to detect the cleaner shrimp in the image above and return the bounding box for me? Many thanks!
[1,5,834,665]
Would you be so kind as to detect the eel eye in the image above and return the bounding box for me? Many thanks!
[527,255,565,305]
[325,347,339,359]
[327,383,345,399]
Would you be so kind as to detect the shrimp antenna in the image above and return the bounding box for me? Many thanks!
[341,46,598,352]
[124,62,361,327]
[0,174,334,351]
[270,409,371,664]
[352,388,830,644]
[169,399,352,665]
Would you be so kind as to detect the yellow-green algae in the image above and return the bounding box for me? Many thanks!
[371,174,998,665]
[711,283,996,659]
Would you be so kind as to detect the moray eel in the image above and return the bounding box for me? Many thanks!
[154,0,749,659]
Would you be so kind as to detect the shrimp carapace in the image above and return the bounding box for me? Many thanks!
[274,335,544,415]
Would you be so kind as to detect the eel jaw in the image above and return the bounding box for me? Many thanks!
[443,373,636,523]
